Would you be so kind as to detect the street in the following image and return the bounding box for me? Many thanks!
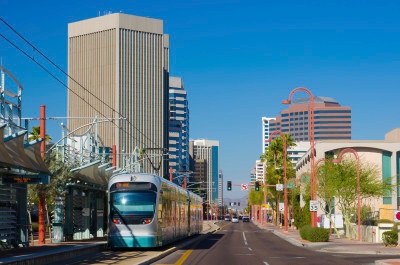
[35,220,400,265]
[151,221,400,265]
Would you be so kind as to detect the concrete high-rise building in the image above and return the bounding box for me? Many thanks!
[189,139,219,204]
[262,117,275,154]
[169,77,189,183]
[258,96,349,186]
[270,96,351,141]
[218,170,223,207]
[67,13,170,177]
[254,160,266,184]
[287,141,310,165]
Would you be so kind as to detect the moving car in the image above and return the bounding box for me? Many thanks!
[242,216,250,222]
[231,216,239,223]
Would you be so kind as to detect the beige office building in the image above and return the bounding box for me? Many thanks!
[67,13,170,176]
[296,128,400,224]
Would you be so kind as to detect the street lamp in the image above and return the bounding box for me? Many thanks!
[266,131,288,232]
[186,181,205,189]
[332,148,361,241]
[283,87,316,227]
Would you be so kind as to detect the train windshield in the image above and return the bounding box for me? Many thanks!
[111,192,156,225]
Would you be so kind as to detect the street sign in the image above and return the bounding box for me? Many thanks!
[310,200,318,212]
[241,184,248,190]
[276,184,283,191]
[394,211,400,222]
[279,202,284,212]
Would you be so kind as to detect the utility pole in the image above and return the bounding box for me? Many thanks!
[38,105,46,244]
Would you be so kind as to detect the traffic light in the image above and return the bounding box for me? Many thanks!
[227,181,232,191]
[255,181,260,191]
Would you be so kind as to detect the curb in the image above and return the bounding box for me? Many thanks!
[0,223,221,265]
[138,222,220,265]
[0,243,106,265]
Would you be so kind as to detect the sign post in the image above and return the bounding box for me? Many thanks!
[310,200,318,212]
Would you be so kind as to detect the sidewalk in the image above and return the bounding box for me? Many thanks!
[254,220,400,265]
[0,221,220,265]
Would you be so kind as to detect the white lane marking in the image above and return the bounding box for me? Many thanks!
[264,262,270,265]
[242,232,248,245]
[248,247,252,251]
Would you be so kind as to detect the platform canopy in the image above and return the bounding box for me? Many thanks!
[0,124,51,184]
[70,160,115,186]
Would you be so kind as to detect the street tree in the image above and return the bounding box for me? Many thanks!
[27,126,52,243]
[28,151,74,210]
[28,126,52,142]
[319,158,392,239]
[316,161,342,237]
[260,134,296,225]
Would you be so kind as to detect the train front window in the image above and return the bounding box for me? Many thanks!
[111,192,156,225]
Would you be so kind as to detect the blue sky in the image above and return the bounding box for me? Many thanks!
[2,0,400,199]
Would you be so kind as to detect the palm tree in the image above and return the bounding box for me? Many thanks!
[28,126,52,142]
[260,134,296,225]
[28,125,52,244]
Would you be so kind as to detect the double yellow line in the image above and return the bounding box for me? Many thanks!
[157,223,228,265]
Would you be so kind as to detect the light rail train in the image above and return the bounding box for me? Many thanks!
[108,172,203,248]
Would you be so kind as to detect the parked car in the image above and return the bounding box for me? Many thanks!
[231,216,239,223]
[242,216,250,222]
[224,216,231,221]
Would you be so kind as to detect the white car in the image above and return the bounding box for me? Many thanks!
[231,216,239,223]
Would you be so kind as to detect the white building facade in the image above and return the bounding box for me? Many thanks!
[296,128,400,221]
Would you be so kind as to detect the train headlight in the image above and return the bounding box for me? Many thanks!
[113,218,123,224]
[141,218,152,224]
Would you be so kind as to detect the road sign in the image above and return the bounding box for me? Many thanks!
[241,184,248,190]
[276,184,283,191]
[310,200,318,212]
[394,211,400,222]
[279,202,284,212]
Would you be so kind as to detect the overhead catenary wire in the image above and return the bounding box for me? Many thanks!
[0,17,163,151]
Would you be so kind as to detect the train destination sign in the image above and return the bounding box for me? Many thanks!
[2,175,49,184]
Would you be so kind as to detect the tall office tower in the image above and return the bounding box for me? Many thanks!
[189,139,219,204]
[169,77,189,183]
[262,117,275,154]
[254,160,266,184]
[218,170,223,207]
[67,13,170,177]
[269,96,351,141]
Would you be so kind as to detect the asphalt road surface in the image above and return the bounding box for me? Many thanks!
[47,221,400,265]
[151,221,400,265]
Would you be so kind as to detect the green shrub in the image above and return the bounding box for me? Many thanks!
[299,224,312,240]
[294,200,311,229]
[308,227,330,242]
[376,219,394,224]
[31,222,38,232]
[362,219,376,226]
[299,225,329,242]
[362,219,394,226]
[382,230,398,247]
